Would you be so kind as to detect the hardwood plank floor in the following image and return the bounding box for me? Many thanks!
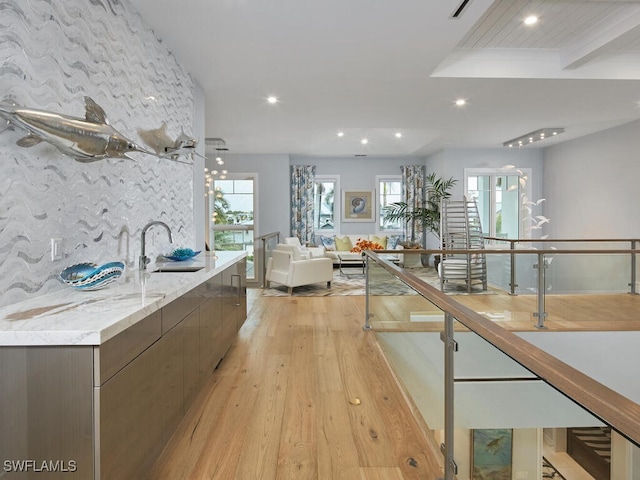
[147,291,442,480]
[369,289,640,332]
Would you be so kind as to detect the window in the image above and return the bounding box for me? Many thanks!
[465,168,531,239]
[378,176,402,231]
[313,176,339,232]
[208,174,256,279]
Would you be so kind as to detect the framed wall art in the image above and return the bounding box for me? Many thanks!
[471,429,513,480]
[342,190,375,222]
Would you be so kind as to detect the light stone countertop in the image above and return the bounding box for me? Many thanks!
[0,251,246,347]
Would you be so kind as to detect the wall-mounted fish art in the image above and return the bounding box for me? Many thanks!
[138,122,204,163]
[0,96,156,162]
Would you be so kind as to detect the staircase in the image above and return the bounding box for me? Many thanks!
[439,198,487,293]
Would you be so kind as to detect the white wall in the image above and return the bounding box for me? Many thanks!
[222,149,549,244]
[221,154,425,239]
[220,153,291,238]
[291,155,424,236]
[543,119,640,239]
[426,148,545,210]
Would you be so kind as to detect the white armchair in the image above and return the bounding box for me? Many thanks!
[265,244,333,295]
[283,237,325,259]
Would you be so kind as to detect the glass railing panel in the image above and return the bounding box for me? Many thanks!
[214,227,255,279]
[452,324,613,480]
[546,252,630,294]
[367,256,446,465]
[366,251,640,480]
[367,257,443,331]
[484,249,511,292]
[259,233,280,287]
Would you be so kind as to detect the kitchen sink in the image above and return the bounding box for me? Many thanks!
[151,266,204,273]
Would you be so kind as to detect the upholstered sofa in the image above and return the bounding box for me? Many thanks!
[314,234,404,263]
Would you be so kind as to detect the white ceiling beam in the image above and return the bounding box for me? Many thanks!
[560,5,640,69]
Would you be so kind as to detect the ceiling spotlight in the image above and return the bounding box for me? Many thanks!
[503,128,564,147]
[361,138,368,145]
[337,131,344,137]
[524,15,538,26]
[455,98,466,106]
[267,96,278,104]
[395,132,402,138]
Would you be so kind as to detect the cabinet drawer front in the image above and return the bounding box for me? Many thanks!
[95,310,162,385]
[162,288,200,333]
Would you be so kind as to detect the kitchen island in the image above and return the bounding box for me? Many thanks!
[0,251,247,479]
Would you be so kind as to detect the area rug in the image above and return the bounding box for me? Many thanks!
[262,267,492,297]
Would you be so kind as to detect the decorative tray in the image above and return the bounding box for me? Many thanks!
[59,261,125,291]
[163,248,201,262]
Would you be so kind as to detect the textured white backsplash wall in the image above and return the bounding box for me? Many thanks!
[0,0,195,307]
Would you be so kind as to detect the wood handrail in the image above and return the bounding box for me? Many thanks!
[364,250,640,447]
[485,236,640,243]
[373,248,638,255]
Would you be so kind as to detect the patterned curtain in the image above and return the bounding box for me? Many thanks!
[290,165,316,245]
[401,165,426,246]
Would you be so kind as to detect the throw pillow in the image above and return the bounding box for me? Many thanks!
[319,235,336,251]
[370,235,388,249]
[387,235,404,250]
[334,235,353,251]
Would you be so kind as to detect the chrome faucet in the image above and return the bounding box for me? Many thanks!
[139,221,173,270]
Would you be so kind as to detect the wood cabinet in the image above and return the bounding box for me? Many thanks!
[0,258,247,480]
[97,318,182,480]
[222,257,247,346]
[96,263,246,480]
[0,346,94,479]
[199,273,223,374]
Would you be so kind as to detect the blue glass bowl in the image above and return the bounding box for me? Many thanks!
[59,261,125,291]
[164,249,201,261]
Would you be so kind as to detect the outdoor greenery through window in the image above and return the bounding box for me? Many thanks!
[212,179,254,227]
[210,175,255,278]
[378,177,402,231]
[314,177,338,231]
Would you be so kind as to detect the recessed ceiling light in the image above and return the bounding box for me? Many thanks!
[267,96,278,104]
[337,131,344,137]
[455,98,466,107]
[395,132,402,138]
[361,138,368,145]
[524,15,538,26]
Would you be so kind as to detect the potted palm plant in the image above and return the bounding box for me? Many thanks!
[383,172,457,267]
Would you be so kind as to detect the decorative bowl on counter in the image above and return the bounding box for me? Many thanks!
[59,261,125,291]
[163,248,201,262]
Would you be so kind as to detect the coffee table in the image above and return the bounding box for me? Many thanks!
[337,253,365,278]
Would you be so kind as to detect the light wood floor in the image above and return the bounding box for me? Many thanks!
[148,291,443,480]
[369,288,640,332]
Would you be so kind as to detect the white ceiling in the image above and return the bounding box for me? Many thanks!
[128,0,640,157]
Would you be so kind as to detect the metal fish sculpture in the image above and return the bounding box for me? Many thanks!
[0,96,156,162]
[138,122,205,162]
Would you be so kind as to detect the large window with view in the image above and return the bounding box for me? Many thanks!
[208,174,256,279]
[313,176,339,232]
[378,176,402,232]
